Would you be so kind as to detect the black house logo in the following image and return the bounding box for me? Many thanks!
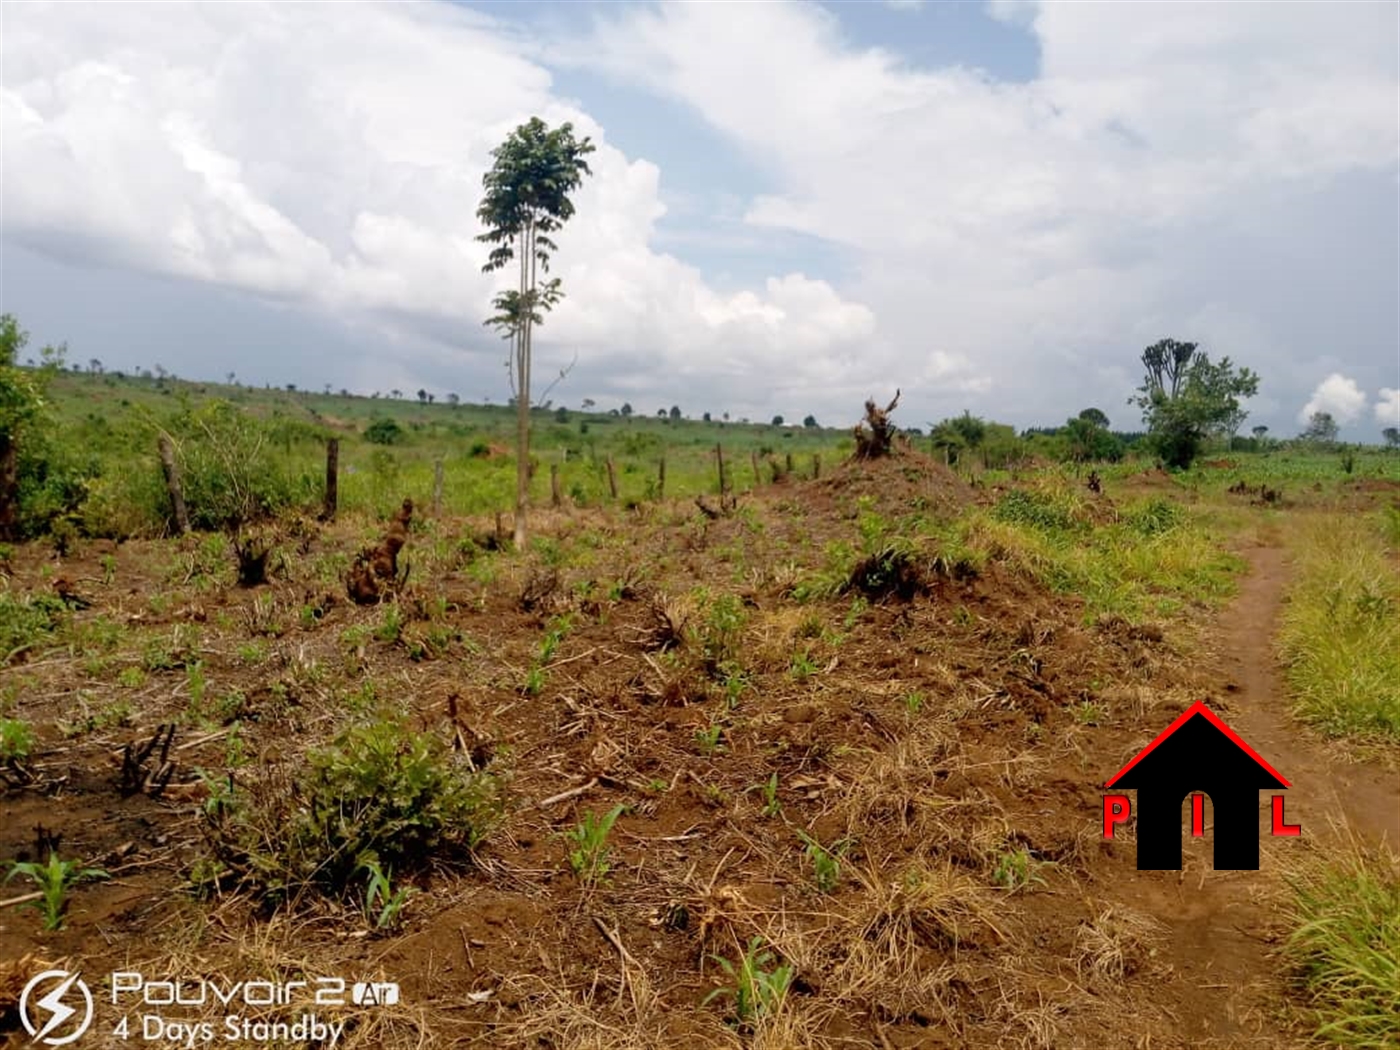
[1102,701,1300,870]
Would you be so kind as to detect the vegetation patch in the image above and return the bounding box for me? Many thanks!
[1284,841,1400,1048]
[201,716,501,905]
[1277,513,1400,740]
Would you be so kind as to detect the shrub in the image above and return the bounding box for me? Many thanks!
[365,417,404,446]
[202,717,501,902]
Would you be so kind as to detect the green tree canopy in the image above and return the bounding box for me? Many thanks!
[1131,338,1258,469]
[1299,411,1339,445]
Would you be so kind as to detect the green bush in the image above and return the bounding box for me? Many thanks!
[365,417,404,446]
[203,717,500,902]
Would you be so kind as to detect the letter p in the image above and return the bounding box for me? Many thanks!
[1103,794,1131,838]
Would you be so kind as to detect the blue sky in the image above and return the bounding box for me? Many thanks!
[2,0,1397,437]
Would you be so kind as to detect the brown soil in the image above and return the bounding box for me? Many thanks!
[0,483,1395,1049]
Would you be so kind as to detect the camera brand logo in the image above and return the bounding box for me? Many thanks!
[19,970,94,1046]
[1102,701,1301,870]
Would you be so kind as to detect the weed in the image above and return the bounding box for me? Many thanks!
[0,717,33,762]
[694,722,725,756]
[3,852,109,931]
[117,667,147,688]
[902,691,925,716]
[1073,701,1105,726]
[100,553,117,585]
[689,590,746,676]
[0,591,65,664]
[703,937,793,1027]
[567,805,626,886]
[59,699,132,738]
[797,830,850,893]
[236,641,268,666]
[992,847,1046,892]
[376,603,403,644]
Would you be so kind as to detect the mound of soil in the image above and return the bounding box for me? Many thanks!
[799,449,973,517]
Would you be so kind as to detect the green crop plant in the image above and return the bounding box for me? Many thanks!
[4,852,109,931]
[567,804,625,886]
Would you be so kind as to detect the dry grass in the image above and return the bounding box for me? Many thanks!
[1072,905,1165,984]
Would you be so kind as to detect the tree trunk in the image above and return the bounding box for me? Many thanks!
[0,434,18,540]
[513,218,534,551]
[158,435,191,535]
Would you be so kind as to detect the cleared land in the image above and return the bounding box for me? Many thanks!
[1,382,1397,1049]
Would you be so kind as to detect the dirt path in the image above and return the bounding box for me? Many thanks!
[1218,545,1399,849]
[1122,544,1400,1049]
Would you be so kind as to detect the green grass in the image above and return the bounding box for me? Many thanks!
[1285,842,1400,1048]
[958,492,1242,623]
[1277,513,1400,741]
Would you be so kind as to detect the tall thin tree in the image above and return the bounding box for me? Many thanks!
[477,117,594,548]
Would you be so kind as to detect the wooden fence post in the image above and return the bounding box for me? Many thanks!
[551,464,561,508]
[158,435,191,534]
[716,443,728,496]
[813,453,821,480]
[322,438,339,522]
[432,457,444,515]
[657,455,666,500]
[605,456,619,500]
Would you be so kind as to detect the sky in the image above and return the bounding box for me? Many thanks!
[2,0,1397,440]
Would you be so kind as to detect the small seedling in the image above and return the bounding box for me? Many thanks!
[1073,700,1105,726]
[902,690,925,716]
[361,856,417,931]
[992,847,1047,893]
[789,648,819,681]
[703,937,793,1026]
[376,604,402,644]
[694,722,725,756]
[4,852,108,931]
[567,804,625,886]
[758,772,781,818]
[797,830,850,893]
[100,554,117,585]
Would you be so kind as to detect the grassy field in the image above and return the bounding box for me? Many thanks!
[0,371,1396,1048]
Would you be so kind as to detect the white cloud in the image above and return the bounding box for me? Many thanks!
[883,0,926,11]
[557,0,1397,422]
[1377,387,1400,427]
[0,0,887,420]
[1299,373,1368,425]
